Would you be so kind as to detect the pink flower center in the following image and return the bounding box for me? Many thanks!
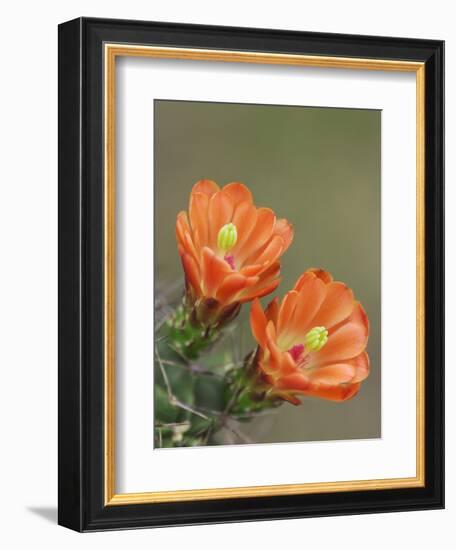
[288,344,304,362]
[224,254,236,270]
[287,343,311,369]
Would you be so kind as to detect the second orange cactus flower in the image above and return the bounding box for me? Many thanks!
[249,268,370,404]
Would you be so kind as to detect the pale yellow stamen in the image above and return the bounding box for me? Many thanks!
[217,223,238,252]
[304,326,328,352]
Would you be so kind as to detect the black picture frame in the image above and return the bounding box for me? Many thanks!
[58,17,444,532]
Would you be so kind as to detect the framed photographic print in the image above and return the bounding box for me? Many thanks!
[58,17,444,531]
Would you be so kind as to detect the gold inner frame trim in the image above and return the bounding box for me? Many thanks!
[104,44,426,506]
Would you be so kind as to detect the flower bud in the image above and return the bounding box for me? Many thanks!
[217,223,237,252]
[304,326,328,352]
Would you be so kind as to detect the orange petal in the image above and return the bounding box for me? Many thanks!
[246,235,284,266]
[256,279,281,299]
[180,252,201,296]
[266,319,277,341]
[222,182,253,205]
[276,393,302,406]
[240,264,267,277]
[236,207,276,264]
[305,268,333,285]
[231,201,258,254]
[303,382,361,402]
[281,349,298,375]
[237,260,281,302]
[293,270,316,292]
[182,231,199,264]
[239,277,280,303]
[189,192,210,249]
[250,298,268,347]
[329,301,369,336]
[286,274,327,342]
[192,179,219,196]
[256,260,281,280]
[313,321,368,364]
[277,290,299,336]
[273,218,294,252]
[216,273,258,304]
[348,351,370,383]
[310,281,355,329]
[265,297,279,325]
[306,363,356,384]
[216,273,246,303]
[176,211,191,247]
[275,372,311,392]
[208,191,234,247]
[250,207,276,244]
[348,302,369,333]
[266,326,283,372]
[201,247,232,297]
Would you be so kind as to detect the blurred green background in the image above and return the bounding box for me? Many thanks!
[154,99,381,443]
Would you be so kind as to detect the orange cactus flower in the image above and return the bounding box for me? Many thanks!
[250,268,370,404]
[176,179,293,327]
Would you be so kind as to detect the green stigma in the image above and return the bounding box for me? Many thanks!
[217,223,238,252]
[305,326,328,352]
